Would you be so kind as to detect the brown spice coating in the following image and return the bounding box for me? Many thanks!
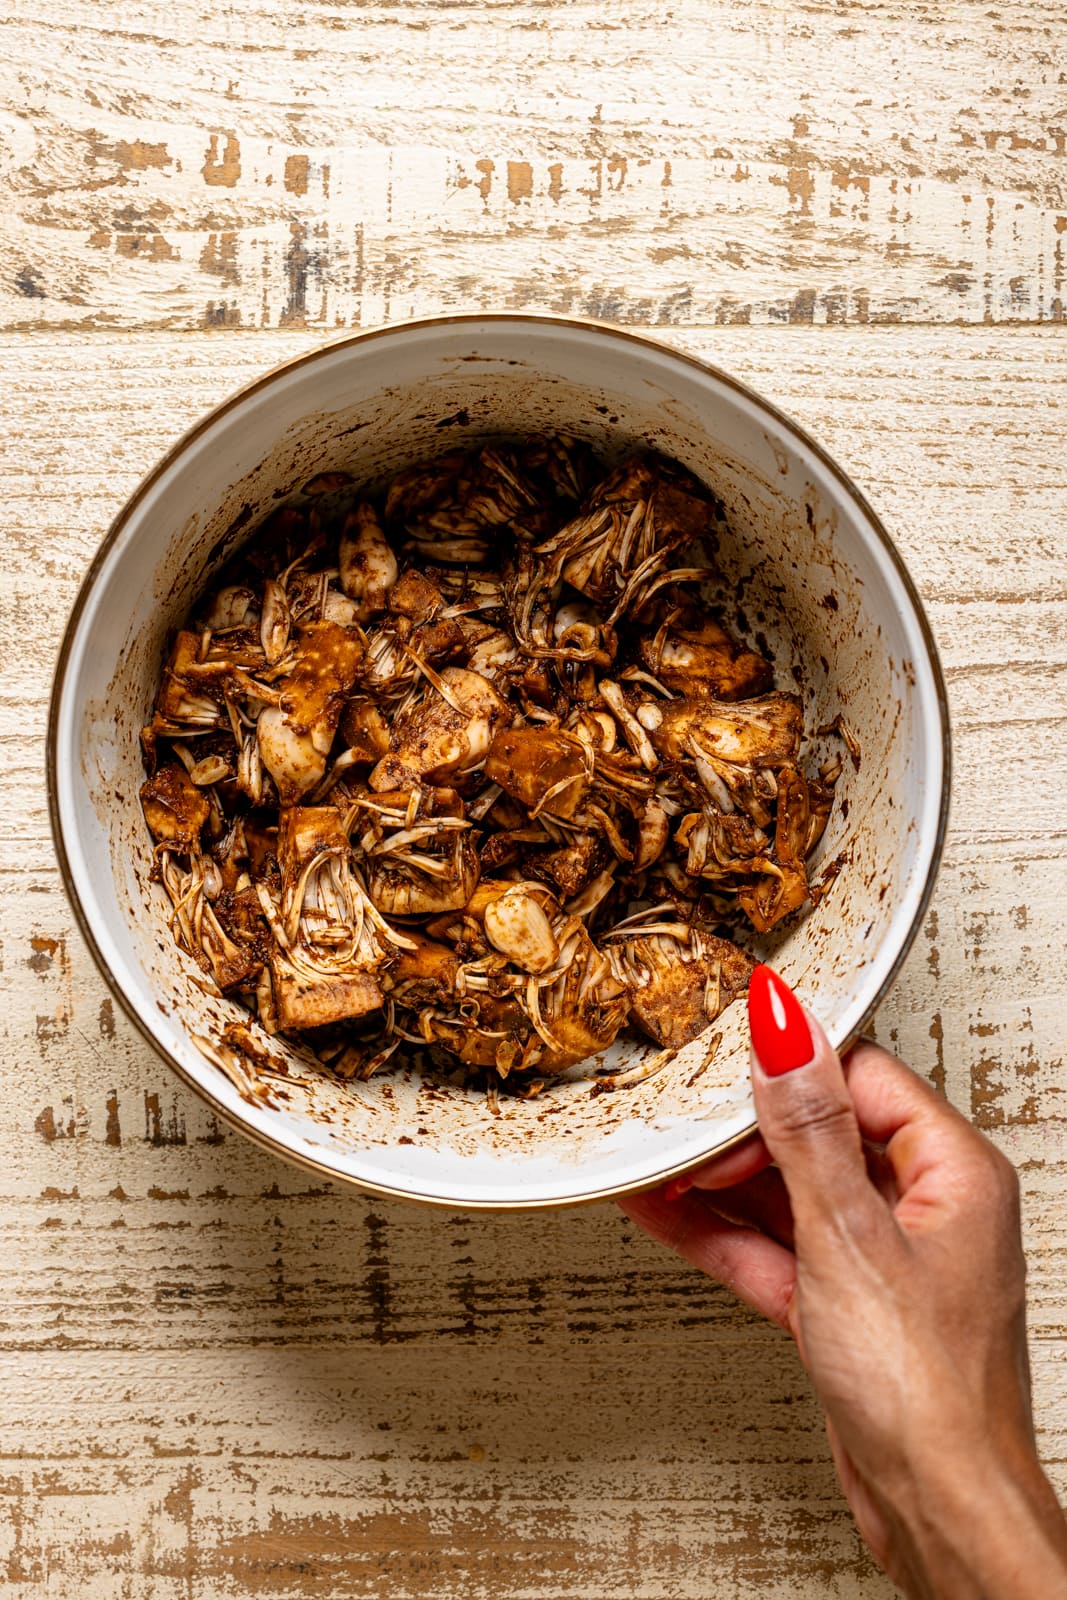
[647,691,804,768]
[280,623,364,737]
[384,934,461,1004]
[140,763,210,849]
[277,805,348,877]
[388,568,444,621]
[640,616,774,701]
[269,958,384,1031]
[485,727,590,819]
[338,699,391,761]
[142,439,846,1083]
[627,934,756,1049]
[368,668,510,791]
[530,833,604,898]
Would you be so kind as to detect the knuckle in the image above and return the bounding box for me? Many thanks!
[955,1139,1021,1217]
[772,1085,856,1146]
[991,1140,1019,1183]
[978,1139,1019,1193]
[993,1150,1022,1215]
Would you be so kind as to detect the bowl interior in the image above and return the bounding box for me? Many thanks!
[52,319,946,1207]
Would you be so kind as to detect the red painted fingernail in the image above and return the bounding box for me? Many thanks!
[748,965,814,1076]
[663,1176,694,1201]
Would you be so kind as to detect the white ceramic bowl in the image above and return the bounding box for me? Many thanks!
[48,316,949,1209]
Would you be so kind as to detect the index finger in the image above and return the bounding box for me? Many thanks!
[619,1188,797,1330]
[672,1130,772,1198]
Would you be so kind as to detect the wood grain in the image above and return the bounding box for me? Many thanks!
[2,0,1067,331]
[3,0,1067,1588]
[1,322,1065,1595]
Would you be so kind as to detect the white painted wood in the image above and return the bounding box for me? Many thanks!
[2,0,1066,1583]
[2,1,1066,331]
[2,322,1065,1594]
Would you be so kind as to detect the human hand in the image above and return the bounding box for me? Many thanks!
[619,966,1067,1597]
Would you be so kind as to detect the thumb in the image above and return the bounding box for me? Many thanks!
[748,966,878,1230]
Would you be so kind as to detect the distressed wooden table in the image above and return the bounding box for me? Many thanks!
[2,3,1065,1594]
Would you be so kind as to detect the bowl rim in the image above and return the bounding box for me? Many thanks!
[46,312,952,1210]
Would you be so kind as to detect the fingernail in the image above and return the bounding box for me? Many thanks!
[748,965,814,1076]
[663,1175,694,1201]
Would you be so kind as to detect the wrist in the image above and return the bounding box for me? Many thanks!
[887,1444,1067,1598]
